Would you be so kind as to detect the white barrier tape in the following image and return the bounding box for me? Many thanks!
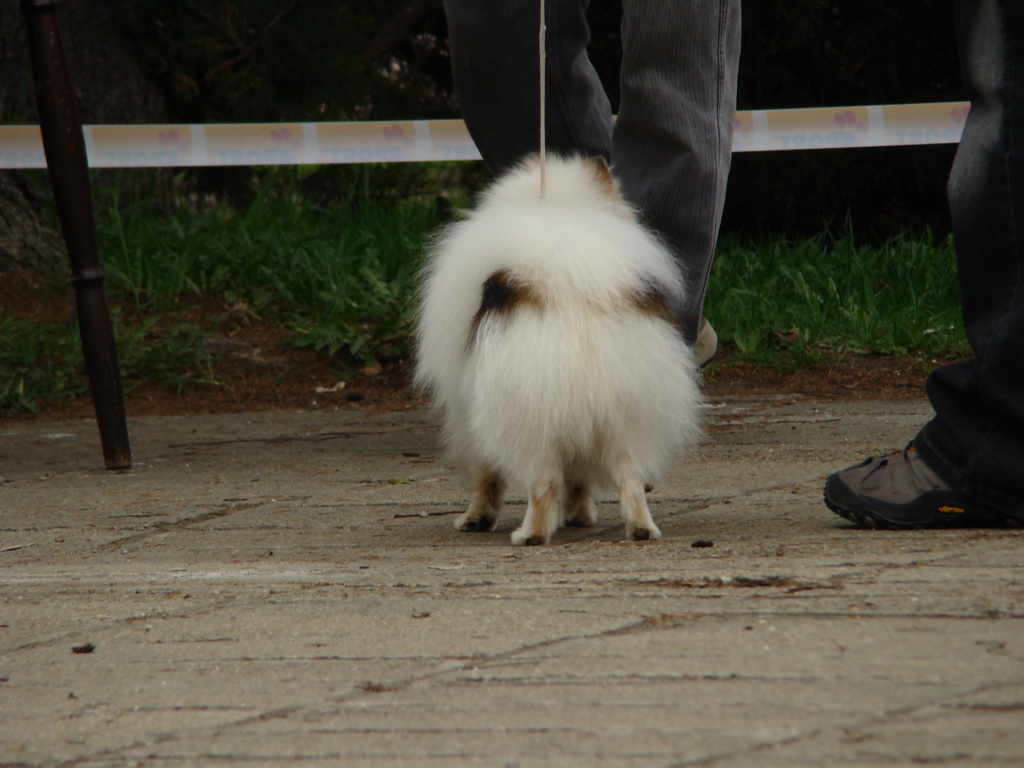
[0,119,483,170]
[1,102,969,169]
[732,102,969,152]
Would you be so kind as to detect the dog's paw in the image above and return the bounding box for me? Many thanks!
[511,526,549,546]
[626,522,662,542]
[454,512,496,532]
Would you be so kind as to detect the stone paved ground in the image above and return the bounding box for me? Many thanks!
[2,397,1023,767]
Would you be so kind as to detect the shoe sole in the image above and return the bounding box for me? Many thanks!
[823,493,986,529]
[823,475,1012,529]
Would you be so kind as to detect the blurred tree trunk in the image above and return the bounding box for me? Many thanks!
[0,171,65,274]
[0,0,171,276]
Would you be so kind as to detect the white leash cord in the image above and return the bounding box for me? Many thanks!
[538,0,547,198]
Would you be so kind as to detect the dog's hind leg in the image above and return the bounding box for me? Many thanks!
[455,466,505,532]
[564,481,598,528]
[614,459,662,542]
[511,475,562,546]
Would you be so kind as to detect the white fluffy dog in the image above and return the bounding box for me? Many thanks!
[415,155,702,545]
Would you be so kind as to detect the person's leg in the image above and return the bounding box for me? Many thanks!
[825,0,1024,527]
[916,0,1024,511]
[442,0,612,174]
[443,0,737,361]
[612,0,741,344]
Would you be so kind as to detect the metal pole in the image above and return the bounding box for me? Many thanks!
[21,0,132,469]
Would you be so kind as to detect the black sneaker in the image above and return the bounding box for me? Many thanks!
[824,442,1007,529]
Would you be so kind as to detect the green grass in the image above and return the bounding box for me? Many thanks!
[100,168,441,361]
[706,229,968,367]
[0,316,87,414]
[0,311,216,415]
[0,166,970,415]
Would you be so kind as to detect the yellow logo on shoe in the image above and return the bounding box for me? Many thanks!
[938,505,966,514]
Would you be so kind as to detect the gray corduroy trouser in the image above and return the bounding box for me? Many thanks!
[443,0,742,344]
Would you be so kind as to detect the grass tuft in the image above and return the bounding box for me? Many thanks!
[706,229,969,367]
[0,316,86,415]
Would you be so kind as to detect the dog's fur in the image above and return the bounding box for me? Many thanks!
[415,155,702,545]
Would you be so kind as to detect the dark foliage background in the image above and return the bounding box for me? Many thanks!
[589,0,964,238]
[725,0,962,238]
[1,0,965,271]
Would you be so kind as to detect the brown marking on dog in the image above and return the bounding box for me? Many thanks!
[629,282,679,328]
[587,156,618,196]
[469,270,543,346]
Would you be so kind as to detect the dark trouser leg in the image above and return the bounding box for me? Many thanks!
[613,0,741,343]
[916,0,1024,509]
[442,1,741,344]
[442,0,612,172]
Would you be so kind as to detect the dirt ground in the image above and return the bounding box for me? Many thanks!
[3,270,955,422]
